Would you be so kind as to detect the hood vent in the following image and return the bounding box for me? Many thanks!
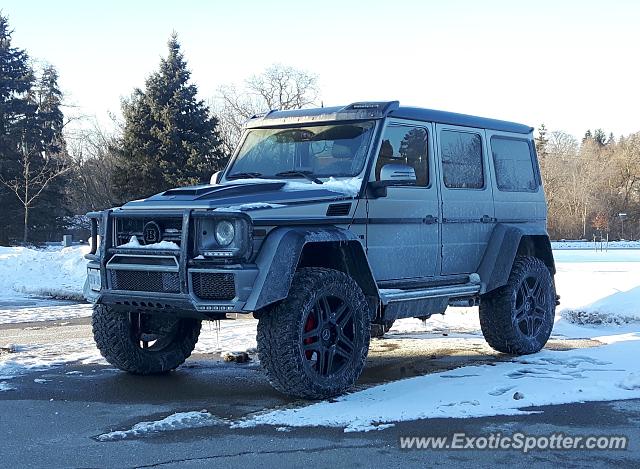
[326,203,352,216]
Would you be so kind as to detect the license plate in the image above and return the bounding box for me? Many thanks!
[88,268,101,291]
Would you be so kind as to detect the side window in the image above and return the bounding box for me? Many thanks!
[440,130,484,189]
[375,126,428,186]
[491,137,538,192]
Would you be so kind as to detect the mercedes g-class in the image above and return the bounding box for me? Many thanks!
[85,101,556,399]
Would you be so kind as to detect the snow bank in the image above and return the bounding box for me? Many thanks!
[0,246,89,300]
[562,286,640,325]
[96,411,225,441]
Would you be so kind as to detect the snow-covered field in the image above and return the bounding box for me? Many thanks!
[0,245,89,301]
[1,243,640,434]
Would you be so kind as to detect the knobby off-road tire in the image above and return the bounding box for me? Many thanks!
[479,256,555,355]
[257,267,371,399]
[92,304,201,374]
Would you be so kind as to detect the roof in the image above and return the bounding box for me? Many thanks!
[245,101,533,135]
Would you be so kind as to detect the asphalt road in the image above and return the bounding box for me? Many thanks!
[0,312,638,468]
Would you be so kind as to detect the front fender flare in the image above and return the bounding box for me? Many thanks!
[243,226,376,312]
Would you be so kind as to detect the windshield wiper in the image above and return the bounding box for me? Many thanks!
[274,170,323,184]
[226,172,263,180]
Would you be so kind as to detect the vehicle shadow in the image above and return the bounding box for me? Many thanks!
[3,331,603,417]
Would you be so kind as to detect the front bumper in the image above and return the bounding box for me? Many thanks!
[85,209,259,319]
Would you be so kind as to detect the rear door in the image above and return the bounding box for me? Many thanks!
[365,119,440,280]
[435,124,495,275]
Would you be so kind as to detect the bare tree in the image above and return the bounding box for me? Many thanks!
[0,136,70,243]
[65,121,120,213]
[214,64,320,156]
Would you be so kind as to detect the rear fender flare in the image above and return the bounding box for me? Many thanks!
[478,223,555,294]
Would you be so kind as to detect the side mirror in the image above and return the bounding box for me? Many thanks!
[210,171,222,185]
[379,163,417,184]
[368,163,416,197]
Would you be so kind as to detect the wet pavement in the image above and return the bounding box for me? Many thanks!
[0,302,637,468]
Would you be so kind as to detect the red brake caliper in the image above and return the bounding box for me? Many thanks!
[303,313,316,360]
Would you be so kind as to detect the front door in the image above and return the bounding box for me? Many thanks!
[365,120,440,281]
[435,124,495,275]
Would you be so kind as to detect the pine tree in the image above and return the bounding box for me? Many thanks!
[0,14,36,243]
[593,129,607,146]
[113,34,224,202]
[535,124,549,159]
[27,65,70,241]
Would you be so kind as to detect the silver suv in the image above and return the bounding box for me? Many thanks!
[85,101,556,399]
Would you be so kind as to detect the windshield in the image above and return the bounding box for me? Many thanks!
[226,121,376,180]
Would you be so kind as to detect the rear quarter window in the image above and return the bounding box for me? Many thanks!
[440,130,484,189]
[490,137,538,192]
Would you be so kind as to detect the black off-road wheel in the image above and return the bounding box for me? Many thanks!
[257,268,371,399]
[479,256,555,355]
[92,305,201,374]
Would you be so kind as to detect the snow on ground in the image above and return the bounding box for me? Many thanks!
[234,334,640,432]
[0,338,105,382]
[2,243,640,431]
[0,245,89,301]
[96,411,226,441]
[195,319,257,355]
[234,248,640,432]
[552,240,640,250]
[553,249,640,325]
[0,302,92,325]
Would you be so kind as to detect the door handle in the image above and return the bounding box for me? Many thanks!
[424,215,439,224]
[480,215,494,223]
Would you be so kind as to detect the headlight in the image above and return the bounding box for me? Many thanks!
[194,214,252,261]
[215,220,235,246]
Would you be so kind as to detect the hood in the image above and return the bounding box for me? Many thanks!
[120,178,363,211]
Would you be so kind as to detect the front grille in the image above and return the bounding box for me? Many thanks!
[114,217,183,247]
[191,272,236,300]
[109,270,180,293]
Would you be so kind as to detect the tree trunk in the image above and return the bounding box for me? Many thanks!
[23,205,29,244]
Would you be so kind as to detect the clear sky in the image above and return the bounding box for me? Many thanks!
[3,0,639,139]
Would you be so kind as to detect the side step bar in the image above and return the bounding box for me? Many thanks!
[380,283,481,305]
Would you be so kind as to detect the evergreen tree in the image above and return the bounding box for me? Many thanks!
[593,129,607,146]
[535,124,549,159]
[0,14,36,243]
[27,65,71,241]
[113,34,224,202]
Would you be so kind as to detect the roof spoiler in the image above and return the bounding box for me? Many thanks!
[338,101,399,117]
[245,101,400,128]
